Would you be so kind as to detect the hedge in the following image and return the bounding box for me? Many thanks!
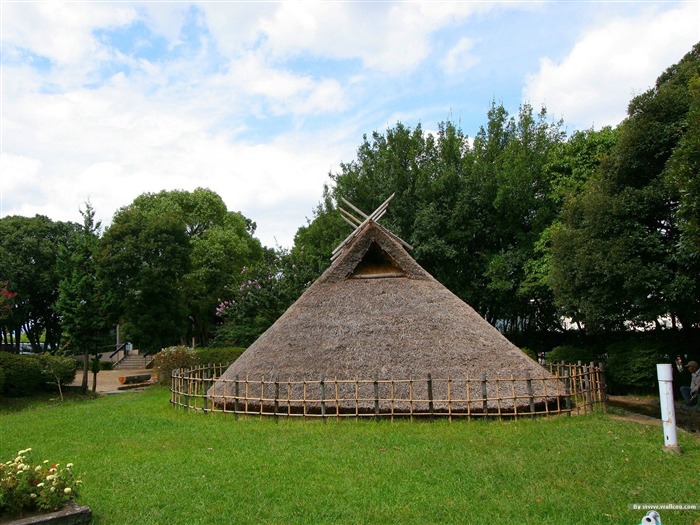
[545,345,601,365]
[0,353,77,397]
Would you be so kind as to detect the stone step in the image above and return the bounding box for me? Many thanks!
[113,355,153,370]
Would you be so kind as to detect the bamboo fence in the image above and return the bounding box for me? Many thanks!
[171,362,607,420]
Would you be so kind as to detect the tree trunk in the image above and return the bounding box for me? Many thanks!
[81,350,89,394]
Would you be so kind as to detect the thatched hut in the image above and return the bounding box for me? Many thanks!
[209,207,562,415]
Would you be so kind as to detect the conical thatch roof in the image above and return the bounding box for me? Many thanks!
[209,217,560,413]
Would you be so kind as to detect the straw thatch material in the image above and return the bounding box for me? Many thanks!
[209,220,561,412]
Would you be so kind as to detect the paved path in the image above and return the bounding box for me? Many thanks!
[69,369,154,393]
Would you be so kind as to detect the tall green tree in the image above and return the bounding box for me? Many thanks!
[550,43,700,333]
[304,105,565,335]
[56,203,108,393]
[99,188,262,351]
[0,215,79,351]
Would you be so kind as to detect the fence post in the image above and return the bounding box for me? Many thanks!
[274,377,280,421]
[202,365,210,413]
[427,373,434,421]
[526,371,535,415]
[234,375,239,415]
[598,362,608,411]
[563,368,571,416]
[374,379,380,421]
[320,376,326,419]
[481,374,488,414]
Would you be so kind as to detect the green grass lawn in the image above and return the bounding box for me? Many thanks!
[1,386,698,525]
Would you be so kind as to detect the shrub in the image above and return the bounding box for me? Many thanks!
[605,340,665,394]
[195,347,246,366]
[152,346,198,384]
[0,366,4,394]
[0,353,78,397]
[545,345,600,364]
[0,448,81,517]
[34,355,77,387]
[520,347,538,361]
[0,353,45,396]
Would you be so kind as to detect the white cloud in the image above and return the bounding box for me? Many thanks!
[523,3,700,130]
[2,2,136,66]
[441,37,480,76]
[226,54,347,115]
[206,1,484,75]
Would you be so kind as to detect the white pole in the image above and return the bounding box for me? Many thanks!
[656,364,682,453]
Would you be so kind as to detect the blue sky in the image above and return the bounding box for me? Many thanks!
[1,1,698,248]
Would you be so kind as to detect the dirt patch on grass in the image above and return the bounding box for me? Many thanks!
[608,395,700,434]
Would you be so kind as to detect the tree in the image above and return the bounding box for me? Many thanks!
[55,203,109,393]
[550,43,700,333]
[99,206,191,353]
[213,247,317,347]
[321,106,565,334]
[0,282,16,323]
[99,188,262,351]
[0,215,79,352]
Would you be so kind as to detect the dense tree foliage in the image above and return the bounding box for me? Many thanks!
[213,247,318,347]
[284,43,699,350]
[551,43,700,333]
[294,104,566,335]
[55,203,110,392]
[99,188,263,351]
[2,44,697,364]
[0,215,79,352]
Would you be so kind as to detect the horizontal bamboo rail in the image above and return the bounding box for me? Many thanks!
[171,362,607,420]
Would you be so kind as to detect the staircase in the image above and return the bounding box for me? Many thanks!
[113,354,153,370]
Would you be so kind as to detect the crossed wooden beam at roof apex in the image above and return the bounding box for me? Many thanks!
[332,193,413,261]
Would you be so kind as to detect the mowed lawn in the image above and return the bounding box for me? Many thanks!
[1,386,698,525]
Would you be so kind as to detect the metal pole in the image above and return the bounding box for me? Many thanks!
[656,364,682,454]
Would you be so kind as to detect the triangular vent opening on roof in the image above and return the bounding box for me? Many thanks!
[349,241,406,279]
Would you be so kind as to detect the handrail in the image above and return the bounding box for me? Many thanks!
[110,343,128,360]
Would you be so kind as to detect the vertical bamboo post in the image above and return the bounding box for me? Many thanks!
[447,376,452,422]
[510,374,518,420]
[274,377,280,421]
[496,376,503,420]
[320,376,326,419]
[202,366,209,413]
[466,375,472,418]
[599,362,608,411]
[481,374,488,414]
[234,375,240,415]
[245,374,250,415]
[563,368,571,416]
[374,379,380,421]
[427,373,434,420]
[222,374,228,414]
[260,376,265,417]
[409,376,414,421]
[526,371,535,416]
[303,380,308,419]
[334,378,339,417]
[584,363,592,413]
[390,378,395,422]
[354,378,359,419]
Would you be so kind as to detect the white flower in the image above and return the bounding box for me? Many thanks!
[30,493,37,498]
[46,475,55,481]
[37,483,44,488]
[66,463,73,469]
[35,466,42,472]
[50,487,55,493]
[64,487,72,494]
